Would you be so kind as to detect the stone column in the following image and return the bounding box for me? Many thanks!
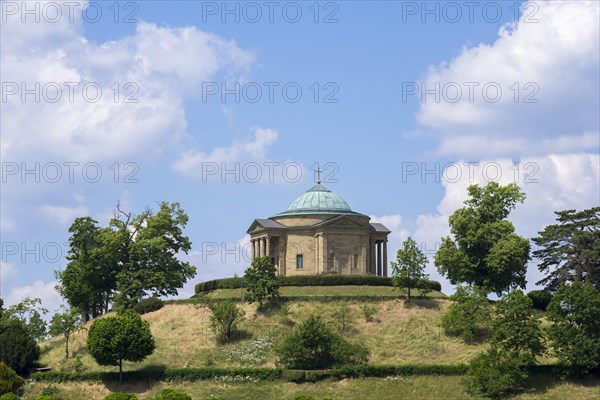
[369,239,375,275]
[251,239,256,260]
[265,236,270,259]
[377,241,382,276]
[315,235,320,274]
[383,240,388,277]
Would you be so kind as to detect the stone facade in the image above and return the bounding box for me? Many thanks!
[247,184,391,276]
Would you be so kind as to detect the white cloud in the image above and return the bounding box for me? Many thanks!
[4,280,62,311]
[0,262,18,285]
[1,5,255,163]
[41,204,90,227]
[415,0,599,157]
[173,127,282,180]
[0,3,255,235]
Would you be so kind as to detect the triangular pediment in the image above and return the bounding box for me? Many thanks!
[313,215,369,229]
[247,218,287,234]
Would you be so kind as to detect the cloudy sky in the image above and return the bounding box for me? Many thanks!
[1,0,598,312]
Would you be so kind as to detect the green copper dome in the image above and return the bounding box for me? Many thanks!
[275,184,361,216]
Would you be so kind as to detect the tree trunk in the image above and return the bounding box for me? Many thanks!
[119,359,123,384]
[408,285,412,304]
[65,334,69,359]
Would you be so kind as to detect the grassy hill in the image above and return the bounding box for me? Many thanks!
[24,288,600,399]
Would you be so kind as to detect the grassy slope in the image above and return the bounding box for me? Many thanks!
[34,294,600,399]
[41,299,484,371]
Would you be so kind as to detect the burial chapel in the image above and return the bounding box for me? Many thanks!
[246,172,391,276]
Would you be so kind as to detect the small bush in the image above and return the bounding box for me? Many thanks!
[0,361,24,396]
[277,315,369,369]
[133,297,164,315]
[361,304,378,322]
[104,394,138,400]
[465,347,528,399]
[156,388,192,400]
[209,301,245,344]
[332,306,354,333]
[0,394,18,400]
[32,396,53,400]
[41,384,61,397]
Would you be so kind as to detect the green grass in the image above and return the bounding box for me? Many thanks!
[203,285,447,299]
[23,375,600,400]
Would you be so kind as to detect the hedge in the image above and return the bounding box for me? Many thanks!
[339,364,469,377]
[30,367,283,383]
[195,275,442,294]
[29,364,576,383]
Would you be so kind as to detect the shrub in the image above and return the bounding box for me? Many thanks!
[41,384,61,397]
[0,361,24,396]
[361,304,378,322]
[209,301,245,343]
[277,315,368,369]
[104,394,138,400]
[0,317,40,373]
[32,396,53,400]
[465,347,528,399]
[441,285,490,342]
[155,389,192,400]
[332,305,354,333]
[527,290,552,311]
[0,393,18,400]
[133,297,164,315]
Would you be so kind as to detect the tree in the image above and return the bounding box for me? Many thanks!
[391,237,430,303]
[209,301,245,343]
[533,207,600,292]
[491,290,544,363]
[434,182,530,295]
[277,315,368,369]
[48,306,82,359]
[546,282,600,375]
[56,203,197,315]
[441,285,491,342]
[87,312,155,383]
[0,317,40,373]
[243,256,280,307]
[4,297,48,342]
[332,305,355,333]
[109,202,196,311]
[0,361,25,396]
[56,217,117,322]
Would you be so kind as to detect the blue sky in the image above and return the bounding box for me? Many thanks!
[1,0,599,311]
